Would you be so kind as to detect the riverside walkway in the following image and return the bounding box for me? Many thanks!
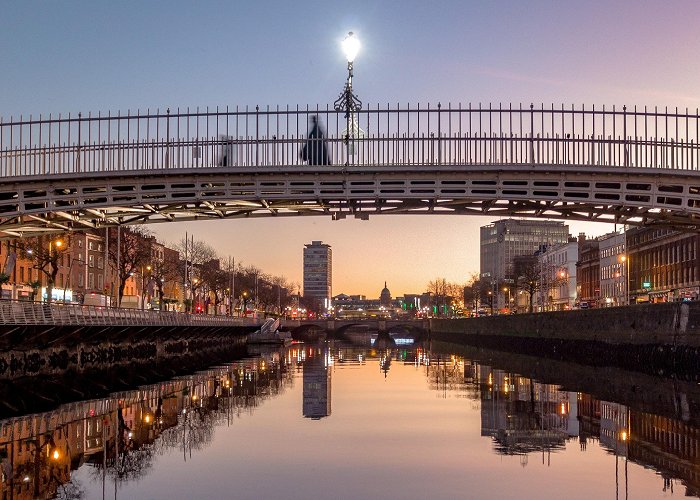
[0,299,261,327]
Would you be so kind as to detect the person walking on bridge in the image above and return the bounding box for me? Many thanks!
[301,115,331,165]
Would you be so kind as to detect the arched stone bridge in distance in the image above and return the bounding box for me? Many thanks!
[280,318,430,343]
[2,103,700,238]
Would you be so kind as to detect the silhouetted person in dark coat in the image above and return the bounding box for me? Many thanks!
[301,115,331,165]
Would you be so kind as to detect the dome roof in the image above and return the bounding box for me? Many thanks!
[380,281,392,306]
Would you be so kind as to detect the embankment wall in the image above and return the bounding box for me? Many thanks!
[430,301,699,347]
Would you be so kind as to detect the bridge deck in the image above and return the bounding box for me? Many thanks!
[2,104,700,234]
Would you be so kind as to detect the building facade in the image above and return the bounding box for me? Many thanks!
[576,233,600,308]
[535,240,578,311]
[480,219,570,309]
[598,231,626,307]
[627,227,700,303]
[303,241,332,309]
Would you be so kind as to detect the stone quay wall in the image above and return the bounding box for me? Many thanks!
[430,301,700,347]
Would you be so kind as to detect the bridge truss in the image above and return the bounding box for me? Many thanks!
[1,103,700,237]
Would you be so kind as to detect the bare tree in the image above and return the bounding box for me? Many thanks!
[175,238,217,312]
[427,278,451,316]
[150,247,181,311]
[107,227,152,307]
[269,275,292,313]
[463,273,482,313]
[17,235,70,303]
[200,263,230,315]
[235,264,262,313]
[515,258,540,313]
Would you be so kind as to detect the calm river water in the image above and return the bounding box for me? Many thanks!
[1,343,697,499]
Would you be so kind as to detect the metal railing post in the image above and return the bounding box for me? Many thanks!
[530,103,535,166]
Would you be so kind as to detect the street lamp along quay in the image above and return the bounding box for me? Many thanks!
[141,264,152,310]
[619,254,629,305]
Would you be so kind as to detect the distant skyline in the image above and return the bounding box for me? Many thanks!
[3,1,699,296]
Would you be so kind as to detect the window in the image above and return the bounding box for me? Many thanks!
[89,242,94,251]
[89,255,94,268]
[88,273,94,288]
[78,273,84,288]
[98,275,103,290]
[97,257,103,270]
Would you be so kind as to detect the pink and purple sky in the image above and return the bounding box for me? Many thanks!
[2,1,699,296]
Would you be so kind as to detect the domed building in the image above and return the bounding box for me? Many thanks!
[380,282,392,307]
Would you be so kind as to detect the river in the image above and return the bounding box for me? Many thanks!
[0,342,696,499]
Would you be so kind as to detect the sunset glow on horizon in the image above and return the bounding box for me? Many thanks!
[3,1,699,295]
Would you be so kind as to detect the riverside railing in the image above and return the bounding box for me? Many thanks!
[2,104,700,177]
[0,299,261,327]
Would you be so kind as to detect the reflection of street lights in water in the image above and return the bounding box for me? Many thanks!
[334,31,362,164]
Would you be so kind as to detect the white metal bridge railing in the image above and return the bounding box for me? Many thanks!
[2,103,700,177]
[0,299,261,327]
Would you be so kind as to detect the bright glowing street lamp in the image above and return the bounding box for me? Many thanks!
[334,31,363,164]
[141,264,152,310]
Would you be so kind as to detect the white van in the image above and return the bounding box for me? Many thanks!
[83,293,111,307]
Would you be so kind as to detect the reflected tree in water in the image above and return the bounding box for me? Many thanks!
[55,479,85,500]
[87,443,155,484]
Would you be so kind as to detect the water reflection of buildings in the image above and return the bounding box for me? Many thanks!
[429,353,700,496]
[477,366,578,460]
[302,348,332,419]
[5,348,700,498]
[0,353,292,499]
[293,346,425,419]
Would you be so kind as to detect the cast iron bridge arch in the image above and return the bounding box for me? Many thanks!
[2,103,700,237]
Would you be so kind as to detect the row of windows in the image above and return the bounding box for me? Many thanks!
[600,243,624,259]
[76,273,104,290]
[600,282,624,298]
[639,242,696,267]
[636,267,698,289]
[601,263,625,280]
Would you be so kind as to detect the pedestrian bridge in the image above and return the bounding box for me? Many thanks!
[2,103,700,237]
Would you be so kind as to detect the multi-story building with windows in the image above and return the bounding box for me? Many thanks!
[303,241,332,310]
[535,239,578,311]
[627,227,700,303]
[598,231,626,307]
[69,231,110,303]
[480,219,569,309]
[576,233,600,308]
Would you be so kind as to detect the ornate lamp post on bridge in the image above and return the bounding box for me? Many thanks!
[334,31,362,165]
